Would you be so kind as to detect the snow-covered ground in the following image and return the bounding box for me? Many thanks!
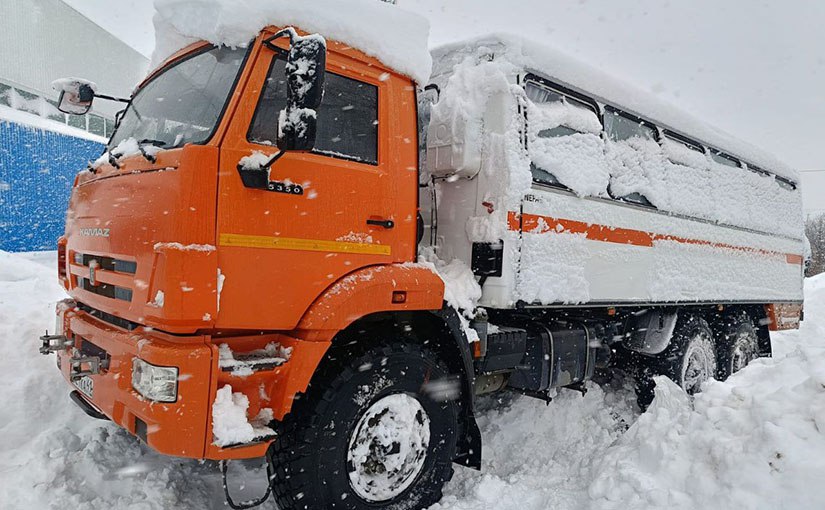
[0,250,822,509]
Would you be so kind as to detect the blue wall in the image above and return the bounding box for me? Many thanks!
[0,120,103,252]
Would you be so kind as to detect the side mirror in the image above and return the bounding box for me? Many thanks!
[276,33,326,152]
[52,78,96,115]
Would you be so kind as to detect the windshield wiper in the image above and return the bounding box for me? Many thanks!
[137,139,167,163]
[139,139,167,147]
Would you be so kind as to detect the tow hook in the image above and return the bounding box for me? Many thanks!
[39,333,72,355]
[69,350,109,381]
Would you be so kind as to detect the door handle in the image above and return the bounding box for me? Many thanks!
[367,218,394,229]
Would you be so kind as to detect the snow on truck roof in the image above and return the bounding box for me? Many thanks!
[432,34,799,183]
[150,0,432,85]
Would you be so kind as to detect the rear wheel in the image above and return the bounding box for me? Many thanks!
[636,315,718,409]
[267,343,459,510]
[716,312,760,380]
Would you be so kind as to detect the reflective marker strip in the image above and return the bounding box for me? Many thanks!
[219,233,391,255]
[507,211,803,265]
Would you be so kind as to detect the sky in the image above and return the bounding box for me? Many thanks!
[63,0,825,215]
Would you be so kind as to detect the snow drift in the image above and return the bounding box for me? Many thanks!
[1,252,823,509]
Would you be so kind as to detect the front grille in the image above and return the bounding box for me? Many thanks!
[74,253,137,274]
[77,302,139,331]
[79,337,109,360]
[79,278,133,302]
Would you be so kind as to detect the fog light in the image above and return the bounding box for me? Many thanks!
[131,358,178,402]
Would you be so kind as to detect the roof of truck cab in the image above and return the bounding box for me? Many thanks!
[150,0,432,84]
[431,33,798,183]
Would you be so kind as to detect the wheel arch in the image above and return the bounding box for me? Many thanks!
[293,264,482,469]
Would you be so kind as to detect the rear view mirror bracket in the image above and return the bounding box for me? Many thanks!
[236,152,303,195]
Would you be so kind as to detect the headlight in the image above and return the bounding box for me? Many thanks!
[131,358,178,403]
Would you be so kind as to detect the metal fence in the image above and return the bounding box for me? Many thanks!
[0,120,103,252]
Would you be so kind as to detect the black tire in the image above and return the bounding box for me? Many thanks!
[636,315,718,410]
[715,312,760,381]
[267,343,459,510]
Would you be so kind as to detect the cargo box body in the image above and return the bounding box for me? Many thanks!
[422,35,805,310]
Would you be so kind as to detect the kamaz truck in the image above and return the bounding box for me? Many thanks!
[39,15,804,510]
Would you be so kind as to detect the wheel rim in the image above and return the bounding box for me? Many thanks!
[347,393,430,503]
[682,333,716,394]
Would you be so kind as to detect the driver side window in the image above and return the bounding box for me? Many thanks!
[248,54,379,165]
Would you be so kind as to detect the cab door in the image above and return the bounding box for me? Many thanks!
[216,40,399,330]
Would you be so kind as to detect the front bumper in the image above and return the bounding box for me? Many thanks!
[45,301,286,460]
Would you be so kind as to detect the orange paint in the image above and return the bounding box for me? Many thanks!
[508,211,803,266]
[765,303,803,331]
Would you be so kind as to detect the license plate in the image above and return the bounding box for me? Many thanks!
[75,376,94,399]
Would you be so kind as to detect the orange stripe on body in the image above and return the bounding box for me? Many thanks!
[507,211,803,265]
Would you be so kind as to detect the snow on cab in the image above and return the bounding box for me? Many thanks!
[39,2,803,509]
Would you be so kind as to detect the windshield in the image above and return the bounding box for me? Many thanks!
[108,45,247,149]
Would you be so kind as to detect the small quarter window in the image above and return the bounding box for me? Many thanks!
[709,149,740,168]
[663,131,704,154]
[746,164,771,177]
[525,79,599,138]
[604,109,656,142]
[529,163,565,188]
[525,82,564,104]
[537,125,579,138]
[776,176,796,190]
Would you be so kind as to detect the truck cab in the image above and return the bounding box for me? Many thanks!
[47,27,455,464]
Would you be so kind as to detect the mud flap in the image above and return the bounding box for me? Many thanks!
[430,305,482,470]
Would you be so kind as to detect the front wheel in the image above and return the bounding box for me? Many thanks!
[267,343,459,510]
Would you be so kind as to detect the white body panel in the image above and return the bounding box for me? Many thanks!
[514,187,803,305]
[422,39,805,310]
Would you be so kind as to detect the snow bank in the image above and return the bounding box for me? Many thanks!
[589,348,825,509]
[2,251,822,509]
[432,33,798,182]
[586,275,825,509]
[151,0,432,84]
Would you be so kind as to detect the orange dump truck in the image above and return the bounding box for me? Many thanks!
[39,15,803,510]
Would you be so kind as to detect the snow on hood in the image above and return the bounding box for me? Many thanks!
[433,33,798,182]
[151,0,432,84]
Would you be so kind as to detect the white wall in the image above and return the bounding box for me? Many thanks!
[0,0,148,119]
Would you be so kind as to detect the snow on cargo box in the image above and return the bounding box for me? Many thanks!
[423,34,804,308]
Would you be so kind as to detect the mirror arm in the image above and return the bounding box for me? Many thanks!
[94,93,130,104]
[263,27,298,51]
[424,83,440,102]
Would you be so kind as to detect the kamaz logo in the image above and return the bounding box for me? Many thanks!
[79,228,110,237]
